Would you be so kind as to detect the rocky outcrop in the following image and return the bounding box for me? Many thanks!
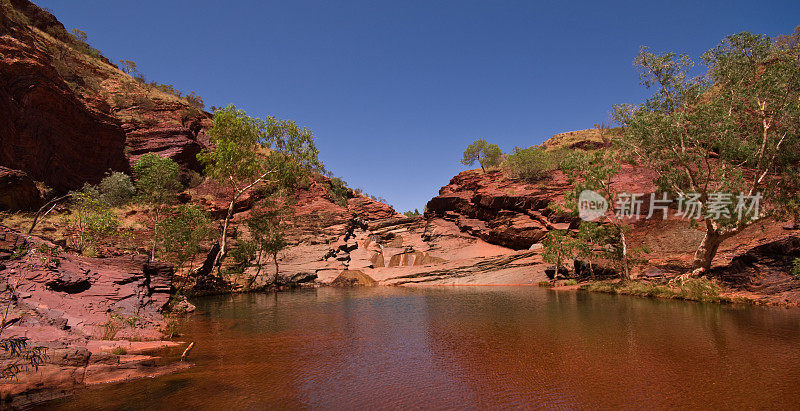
[124,125,205,171]
[426,170,575,250]
[0,227,173,339]
[0,4,129,192]
[0,167,41,210]
[0,227,186,404]
[267,211,540,287]
[0,0,214,195]
[711,235,800,303]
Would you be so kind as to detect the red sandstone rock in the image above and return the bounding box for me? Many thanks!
[0,7,129,192]
[426,170,573,249]
[0,166,41,210]
[0,226,182,403]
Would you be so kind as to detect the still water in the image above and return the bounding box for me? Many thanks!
[43,286,800,409]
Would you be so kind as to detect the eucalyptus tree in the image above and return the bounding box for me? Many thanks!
[614,31,800,275]
[461,139,502,172]
[156,205,214,273]
[198,105,322,273]
[245,205,287,286]
[541,230,579,278]
[560,150,637,281]
[133,153,181,260]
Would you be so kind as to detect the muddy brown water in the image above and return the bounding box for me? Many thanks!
[41,286,800,409]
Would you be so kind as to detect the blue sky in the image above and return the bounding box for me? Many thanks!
[37,0,799,212]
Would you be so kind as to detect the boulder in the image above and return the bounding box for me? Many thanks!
[0,167,41,210]
[331,270,377,287]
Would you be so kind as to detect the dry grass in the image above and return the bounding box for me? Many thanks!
[541,128,619,151]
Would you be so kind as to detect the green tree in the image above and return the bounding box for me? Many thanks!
[132,154,181,260]
[70,28,87,42]
[560,150,638,281]
[403,209,421,217]
[119,59,137,75]
[198,105,322,273]
[542,230,579,276]
[244,206,288,286]
[155,205,213,273]
[98,172,136,207]
[461,139,502,172]
[184,91,205,110]
[614,31,800,275]
[575,221,615,279]
[775,165,800,229]
[66,184,119,254]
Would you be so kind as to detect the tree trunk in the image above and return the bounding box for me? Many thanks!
[272,253,279,286]
[214,193,240,275]
[691,230,725,275]
[150,207,162,261]
[619,229,632,282]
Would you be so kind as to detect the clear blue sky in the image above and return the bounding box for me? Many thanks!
[37,0,799,212]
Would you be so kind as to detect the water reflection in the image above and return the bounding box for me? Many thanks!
[42,287,800,409]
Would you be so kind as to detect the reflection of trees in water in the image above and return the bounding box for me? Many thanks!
[418,287,800,408]
[53,288,800,409]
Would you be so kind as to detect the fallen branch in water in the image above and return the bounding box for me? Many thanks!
[180,342,195,361]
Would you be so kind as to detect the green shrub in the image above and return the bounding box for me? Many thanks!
[184,91,205,110]
[161,317,181,339]
[563,279,578,286]
[101,317,121,340]
[67,184,119,253]
[156,205,214,271]
[134,95,155,110]
[403,209,421,217]
[10,242,30,260]
[111,346,127,355]
[679,277,722,301]
[179,108,201,123]
[150,82,182,97]
[99,172,136,207]
[328,177,352,206]
[502,146,560,181]
[101,313,139,340]
[68,29,104,60]
[537,281,554,288]
[580,277,724,303]
[792,258,800,280]
[111,93,129,109]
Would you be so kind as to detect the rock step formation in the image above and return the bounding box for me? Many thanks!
[0,226,187,403]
